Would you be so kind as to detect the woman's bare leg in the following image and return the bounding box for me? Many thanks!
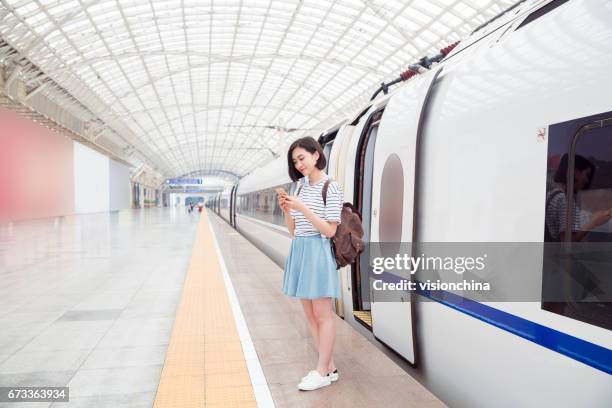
[301,299,336,372]
[300,299,319,346]
[312,297,336,375]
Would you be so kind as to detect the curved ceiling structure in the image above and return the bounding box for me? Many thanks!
[0,0,519,181]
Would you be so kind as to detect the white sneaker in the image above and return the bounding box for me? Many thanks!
[298,371,331,391]
[301,369,339,382]
[301,370,318,382]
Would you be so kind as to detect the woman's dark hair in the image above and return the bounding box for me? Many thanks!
[287,137,327,181]
[554,153,595,189]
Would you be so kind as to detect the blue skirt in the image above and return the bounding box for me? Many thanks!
[282,235,340,299]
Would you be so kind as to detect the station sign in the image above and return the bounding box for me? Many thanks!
[166,178,202,185]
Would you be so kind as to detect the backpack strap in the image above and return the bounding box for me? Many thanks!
[296,178,306,197]
[322,179,331,206]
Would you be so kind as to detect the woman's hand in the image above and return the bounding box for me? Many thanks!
[278,195,290,214]
[283,195,305,212]
[589,208,612,228]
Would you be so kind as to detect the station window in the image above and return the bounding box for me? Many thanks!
[542,111,612,330]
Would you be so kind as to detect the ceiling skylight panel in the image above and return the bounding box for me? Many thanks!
[291,61,318,81]
[378,29,403,50]
[397,14,427,36]
[332,1,360,18]
[46,0,78,14]
[117,54,143,74]
[28,18,57,35]
[439,10,464,28]
[471,0,495,8]
[325,10,353,27]
[62,17,95,37]
[207,93,225,108]
[300,2,328,19]
[134,29,163,48]
[454,3,477,19]
[267,11,293,30]
[279,40,305,56]
[22,10,48,28]
[159,29,185,45]
[254,38,279,54]
[122,2,151,16]
[14,1,39,15]
[236,26,264,44]
[92,87,114,105]
[370,37,397,58]
[333,45,362,65]
[393,47,416,64]
[103,73,131,97]
[305,37,333,57]
[289,20,317,39]
[142,58,170,81]
[420,29,440,45]
[414,0,443,16]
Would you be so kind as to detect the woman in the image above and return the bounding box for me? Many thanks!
[545,153,611,242]
[278,136,343,391]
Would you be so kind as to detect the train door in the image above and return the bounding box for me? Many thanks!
[322,140,334,172]
[231,185,238,227]
[368,69,443,364]
[354,109,384,322]
[229,186,235,227]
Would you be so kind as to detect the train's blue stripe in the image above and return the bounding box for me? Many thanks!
[379,272,612,375]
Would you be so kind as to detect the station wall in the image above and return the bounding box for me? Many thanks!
[109,159,131,211]
[73,141,110,214]
[0,107,74,220]
[0,107,131,221]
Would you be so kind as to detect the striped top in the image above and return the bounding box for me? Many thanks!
[290,174,343,237]
[545,189,586,241]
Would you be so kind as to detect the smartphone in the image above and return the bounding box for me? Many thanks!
[275,187,288,197]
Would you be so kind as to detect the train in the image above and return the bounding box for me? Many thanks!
[207,0,612,406]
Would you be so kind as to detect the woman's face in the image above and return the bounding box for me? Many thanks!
[574,167,592,190]
[292,147,319,177]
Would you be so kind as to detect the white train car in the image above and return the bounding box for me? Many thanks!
[215,0,612,406]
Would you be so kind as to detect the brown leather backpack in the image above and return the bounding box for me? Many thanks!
[297,179,365,269]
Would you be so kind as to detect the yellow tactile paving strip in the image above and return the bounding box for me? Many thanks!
[153,211,256,408]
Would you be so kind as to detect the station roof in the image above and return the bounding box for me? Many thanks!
[0,0,519,183]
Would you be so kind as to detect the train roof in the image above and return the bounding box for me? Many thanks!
[237,156,292,195]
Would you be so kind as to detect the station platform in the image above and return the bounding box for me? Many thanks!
[0,208,444,407]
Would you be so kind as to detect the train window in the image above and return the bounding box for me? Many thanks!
[516,0,569,30]
[379,154,404,242]
[236,183,292,227]
[542,111,612,330]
